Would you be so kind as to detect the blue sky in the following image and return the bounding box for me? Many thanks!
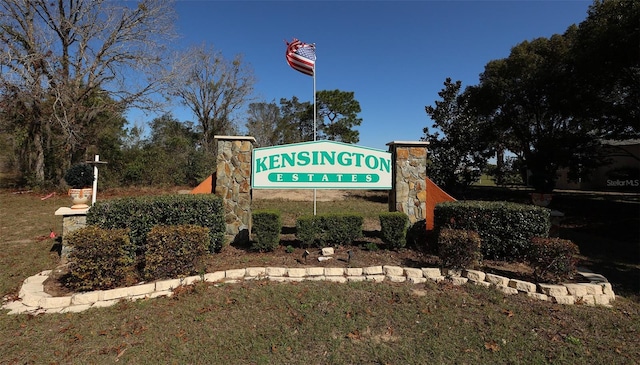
[148,0,593,151]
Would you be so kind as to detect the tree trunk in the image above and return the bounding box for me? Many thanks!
[32,123,45,185]
[496,148,504,186]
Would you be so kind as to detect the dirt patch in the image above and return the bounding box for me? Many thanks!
[208,244,437,272]
[43,244,435,297]
[252,189,354,201]
[43,242,585,298]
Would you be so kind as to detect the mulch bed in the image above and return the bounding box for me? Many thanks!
[43,243,584,297]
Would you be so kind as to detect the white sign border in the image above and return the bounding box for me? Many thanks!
[252,141,392,190]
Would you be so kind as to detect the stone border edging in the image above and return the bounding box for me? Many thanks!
[2,266,615,315]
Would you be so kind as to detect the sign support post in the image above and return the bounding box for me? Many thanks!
[313,65,317,215]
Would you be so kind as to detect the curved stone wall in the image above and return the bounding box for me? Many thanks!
[3,266,615,315]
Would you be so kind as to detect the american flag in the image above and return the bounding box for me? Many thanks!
[285,38,316,77]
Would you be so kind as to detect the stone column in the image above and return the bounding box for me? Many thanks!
[54,207,88,260]
[387,141,429,225]
[214,136,256,245]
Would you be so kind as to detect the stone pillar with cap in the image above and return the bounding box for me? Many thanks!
[386,141,429,225]
[214,135,256,245]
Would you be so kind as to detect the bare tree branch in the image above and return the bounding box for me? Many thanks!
[0,0,177,184]
[169,44,255,151]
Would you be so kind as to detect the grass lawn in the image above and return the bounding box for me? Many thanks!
[1,187,639,364]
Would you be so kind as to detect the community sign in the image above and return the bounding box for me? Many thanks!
[252,141,392,189]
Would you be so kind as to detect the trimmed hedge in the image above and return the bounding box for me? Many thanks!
[528,237,580,283]
[434,201,550,260]
[379,212,409,249]
[296,215,321,248]
[437,228,482,269]
[143,225,210,281]
[251,210,282,252]
[87,194,225,253]
[66,226,136,291]
[296,213,363,247]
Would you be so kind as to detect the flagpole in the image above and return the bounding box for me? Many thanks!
[313,64,317,216]
[285,38,317,215]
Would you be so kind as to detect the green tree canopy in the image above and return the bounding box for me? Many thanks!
[462,0,638,192]
[469,34,591,192]
[119,114,213,187]
[275,96,315,145]
[316,89,362,143]
[423,78,493,195]
[569,0,640,139]
[246,90,362,147]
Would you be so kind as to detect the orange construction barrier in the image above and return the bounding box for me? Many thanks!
[425,177,456,231]
[190,174,215,194]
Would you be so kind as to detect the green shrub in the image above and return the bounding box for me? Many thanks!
[434,201,550,260]
[252,210,282,252]
[63,163,94,188]
[407,219,429,250]
[87,194,225,253]
[66,226,136,291]
[143,225,209,281]
[365,242,380,251]
[296,213,363,247]
[296,215,320,248]
[528,237,580,283]
[321,214,363,246]
[437,228,482,270]
[379,212,409,249]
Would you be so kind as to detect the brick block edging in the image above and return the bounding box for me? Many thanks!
[3,266,615,315]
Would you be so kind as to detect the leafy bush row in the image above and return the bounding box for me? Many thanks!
[434,201,550,260]
[434,229,579,282]
[251,211,413,251]
[251,204,574,282]
[66,225,210,291]
[67,209,578,290]
[87,194,225,253]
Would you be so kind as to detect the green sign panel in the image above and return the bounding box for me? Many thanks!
[252,141,392,189]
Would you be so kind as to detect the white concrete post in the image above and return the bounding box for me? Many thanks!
[92,155,99,205]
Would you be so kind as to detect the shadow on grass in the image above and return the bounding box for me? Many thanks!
[346,190,388,204]
[562,229,640,298]
[281,226,296,235]
[553,193,639,298]
[579,257,640,299]
[362,229,379,239]
[457,185,534,203]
